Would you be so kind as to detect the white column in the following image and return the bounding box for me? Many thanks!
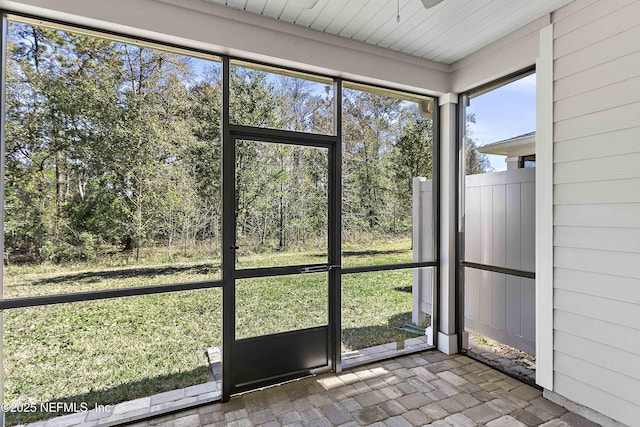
[438,93,458,354]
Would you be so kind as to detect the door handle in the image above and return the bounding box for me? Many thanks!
[300,265,329,274]
[299,265,339,274]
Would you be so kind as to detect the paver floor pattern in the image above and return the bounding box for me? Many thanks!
[140,351,598,427]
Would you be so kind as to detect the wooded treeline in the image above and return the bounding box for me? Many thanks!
[4,22,487,263]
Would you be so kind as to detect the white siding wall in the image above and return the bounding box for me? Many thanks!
[552,0,640,424]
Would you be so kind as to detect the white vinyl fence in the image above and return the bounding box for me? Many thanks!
[412,177,433,330]
[464,168,536,354]
[411,170,535,354]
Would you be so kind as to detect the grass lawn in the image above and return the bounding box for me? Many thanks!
[3,291,221,425]
[342,268,418,350]
[3,237,427,425]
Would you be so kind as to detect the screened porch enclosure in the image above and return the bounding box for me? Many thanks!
[457,72,538,386]
[0,0,634,425]
[0,16,438,426]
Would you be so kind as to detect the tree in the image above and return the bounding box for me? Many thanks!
[5,20,456,264]
[275,75,333,135]
[392,116,433,231]
[342,90,402,233]
[5,23,125,259]
[5,22,224,262]
[465,113,491,175]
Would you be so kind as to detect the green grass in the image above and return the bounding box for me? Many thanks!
[342,269,418,351]
[3,237,424,425]
[3,290,221,425]
[3,245,221,299]
[236,274,328,339]
[342,235,413,267]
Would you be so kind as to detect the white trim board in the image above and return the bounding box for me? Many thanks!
[535,23,554,391]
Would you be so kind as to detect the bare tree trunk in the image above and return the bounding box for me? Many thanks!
[279,182,284,249]
[262,213,268,245]
[135,177,142,262]
[55,148,65,242]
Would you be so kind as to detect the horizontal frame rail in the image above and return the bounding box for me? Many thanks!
[342,261,436,275]
[229,124,338,146]
[0,280,223,310]
[461,261,535,279]
[237,261,438,277]
[235,264,329,279]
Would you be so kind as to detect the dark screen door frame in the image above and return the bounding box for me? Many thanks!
[221,120,341,398]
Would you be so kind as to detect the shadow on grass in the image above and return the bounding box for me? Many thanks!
[342,311,422,351]
[302,248,410,259]
[342,248,410,257]
[6,365,212,426]
[30,263,220,287]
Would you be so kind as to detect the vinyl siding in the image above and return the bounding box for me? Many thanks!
[554,178,640,204]
[551,0,640,424]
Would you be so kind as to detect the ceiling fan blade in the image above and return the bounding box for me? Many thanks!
[421,0,444,8]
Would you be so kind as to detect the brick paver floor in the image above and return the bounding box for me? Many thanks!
[139,351,598,427]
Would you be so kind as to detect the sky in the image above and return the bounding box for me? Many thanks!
[466,73,536,171]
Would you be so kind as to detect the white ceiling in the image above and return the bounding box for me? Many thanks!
[205,0,572,64]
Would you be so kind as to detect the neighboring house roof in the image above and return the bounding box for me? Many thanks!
[477,131,535,157]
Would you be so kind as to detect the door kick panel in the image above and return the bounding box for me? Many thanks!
[234,326,328,391]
